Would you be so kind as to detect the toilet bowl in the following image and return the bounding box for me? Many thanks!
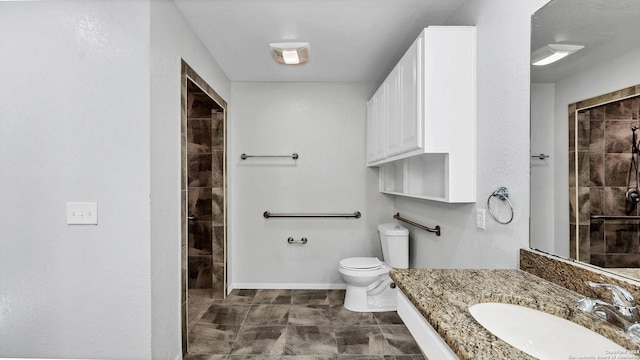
[338,223,409,312]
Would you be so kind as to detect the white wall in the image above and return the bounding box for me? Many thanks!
[392,0,549,269]
[0,1,229,358]
[0,1,152,358]
[229,82,394,288]
[150,1,231,359]
[555,48,640,112]
[530,83,557,254]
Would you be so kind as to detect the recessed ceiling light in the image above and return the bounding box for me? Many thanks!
[531,43,584,66]
[270,42,310,65]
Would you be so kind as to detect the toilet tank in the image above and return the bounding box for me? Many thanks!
[378,223,409,269]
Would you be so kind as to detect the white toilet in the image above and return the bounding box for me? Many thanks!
[338,223,409,312]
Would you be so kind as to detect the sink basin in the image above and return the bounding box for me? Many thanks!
[469,302,637,360]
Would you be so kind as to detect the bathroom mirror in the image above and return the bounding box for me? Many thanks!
[530,0,640,280]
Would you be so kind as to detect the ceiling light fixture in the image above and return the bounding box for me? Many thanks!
[270,42,310,65]
[531,43,584,66]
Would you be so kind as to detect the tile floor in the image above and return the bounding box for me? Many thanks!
[185,289,426,360]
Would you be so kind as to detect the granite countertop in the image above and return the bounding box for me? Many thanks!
[389,268,640,360]
[610,268,640,280]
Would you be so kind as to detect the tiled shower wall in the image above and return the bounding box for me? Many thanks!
[571,87,640,268]
[186,86,225,296]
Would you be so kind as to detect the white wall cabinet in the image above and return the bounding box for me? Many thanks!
[366,26,476,203]
[396,36,421,155]
[366,82,387,163]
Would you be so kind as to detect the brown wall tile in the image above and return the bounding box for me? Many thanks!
[589,119,605,153]
[604,153,631,187]
[187,119,213,154]
[605,120,635,153]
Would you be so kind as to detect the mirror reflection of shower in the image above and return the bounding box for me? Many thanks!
[568,91,640,269]
[627,126,640,205]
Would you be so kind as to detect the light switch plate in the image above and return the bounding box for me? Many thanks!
[476,208,486,229]
[66,202,98,225]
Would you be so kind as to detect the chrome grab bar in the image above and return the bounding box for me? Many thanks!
[393,212,441,236]
[264,211,361,219]
[241,153,298,160]
[590,215,640,220]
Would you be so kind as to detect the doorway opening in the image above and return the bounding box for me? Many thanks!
[181,60,227,355]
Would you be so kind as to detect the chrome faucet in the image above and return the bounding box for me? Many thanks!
[575,281,640,337]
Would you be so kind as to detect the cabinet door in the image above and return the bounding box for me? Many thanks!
[366,85,386,164]
[385,67,401,156]
[397,36,422,153]
[366,96,377,163]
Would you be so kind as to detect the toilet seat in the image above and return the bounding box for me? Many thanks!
[339,257,383,270]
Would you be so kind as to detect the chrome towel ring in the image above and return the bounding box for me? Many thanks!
[487,187,514,225]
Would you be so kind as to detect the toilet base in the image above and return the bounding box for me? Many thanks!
[343,283,398,312]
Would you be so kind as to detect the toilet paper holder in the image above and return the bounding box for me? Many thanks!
[287,237,308,244]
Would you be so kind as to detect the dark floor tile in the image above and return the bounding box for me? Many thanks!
[284,326,338,355]
[289,305,332,326]
[185,355,229,360]
[328,290,346,305]
[254,289,293,304]
[231,325,287,355]
[335,326,390,355]
[188,290,422,360]
[378,326,422,355]
[245,305,290,325]
[188,336,234,355]
[373,312,403,325]
[393,355,425,360]
[292,290,330,305]
[200,304,250,325]
[330,306,376,326]
[190,322,241,342]
[254,357,337,360]
[216,289,257,305]
[189,289,217,330]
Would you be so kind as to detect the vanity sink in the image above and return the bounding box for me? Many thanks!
[469,302,637,360]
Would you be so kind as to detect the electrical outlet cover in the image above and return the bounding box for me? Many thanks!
[476,208,486,230]
[66,202,98,225]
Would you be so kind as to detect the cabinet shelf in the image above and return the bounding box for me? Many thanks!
[380,191,448,203]
[379,153,473,203]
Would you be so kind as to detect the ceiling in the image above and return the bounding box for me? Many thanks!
[174,0,468,82]
[531,0,640,83]
[175,0,640,84]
